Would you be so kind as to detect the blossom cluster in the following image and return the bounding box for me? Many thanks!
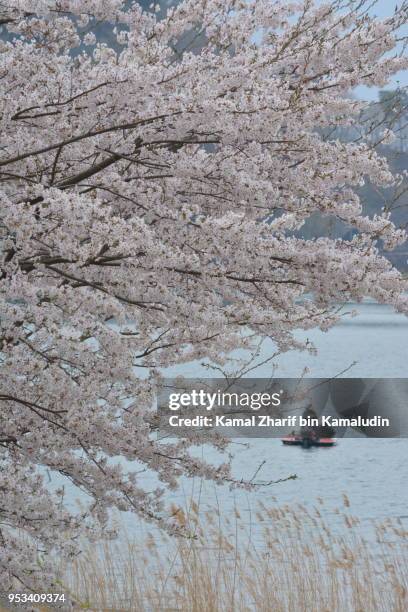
[0,0,407,590]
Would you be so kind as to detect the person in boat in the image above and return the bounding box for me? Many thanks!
[317,421,335,438]
[300,407,319,441]
[300,407,335,440]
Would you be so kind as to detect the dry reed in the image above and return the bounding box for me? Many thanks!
[60,496,408,612]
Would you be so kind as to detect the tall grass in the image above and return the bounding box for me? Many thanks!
[62,495,408,611]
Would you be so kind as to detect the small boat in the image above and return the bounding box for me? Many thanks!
[281,435,336,448]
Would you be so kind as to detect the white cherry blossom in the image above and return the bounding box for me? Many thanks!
[0,0,407,590]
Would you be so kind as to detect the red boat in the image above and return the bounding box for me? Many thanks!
[281,435,336,448]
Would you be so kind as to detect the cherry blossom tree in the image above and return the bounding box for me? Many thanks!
[1,0,408,591]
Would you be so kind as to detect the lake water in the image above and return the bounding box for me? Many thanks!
[61,301,408,546]
[163,299,408,379]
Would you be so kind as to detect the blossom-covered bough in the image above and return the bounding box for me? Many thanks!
[0,0,407,590]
